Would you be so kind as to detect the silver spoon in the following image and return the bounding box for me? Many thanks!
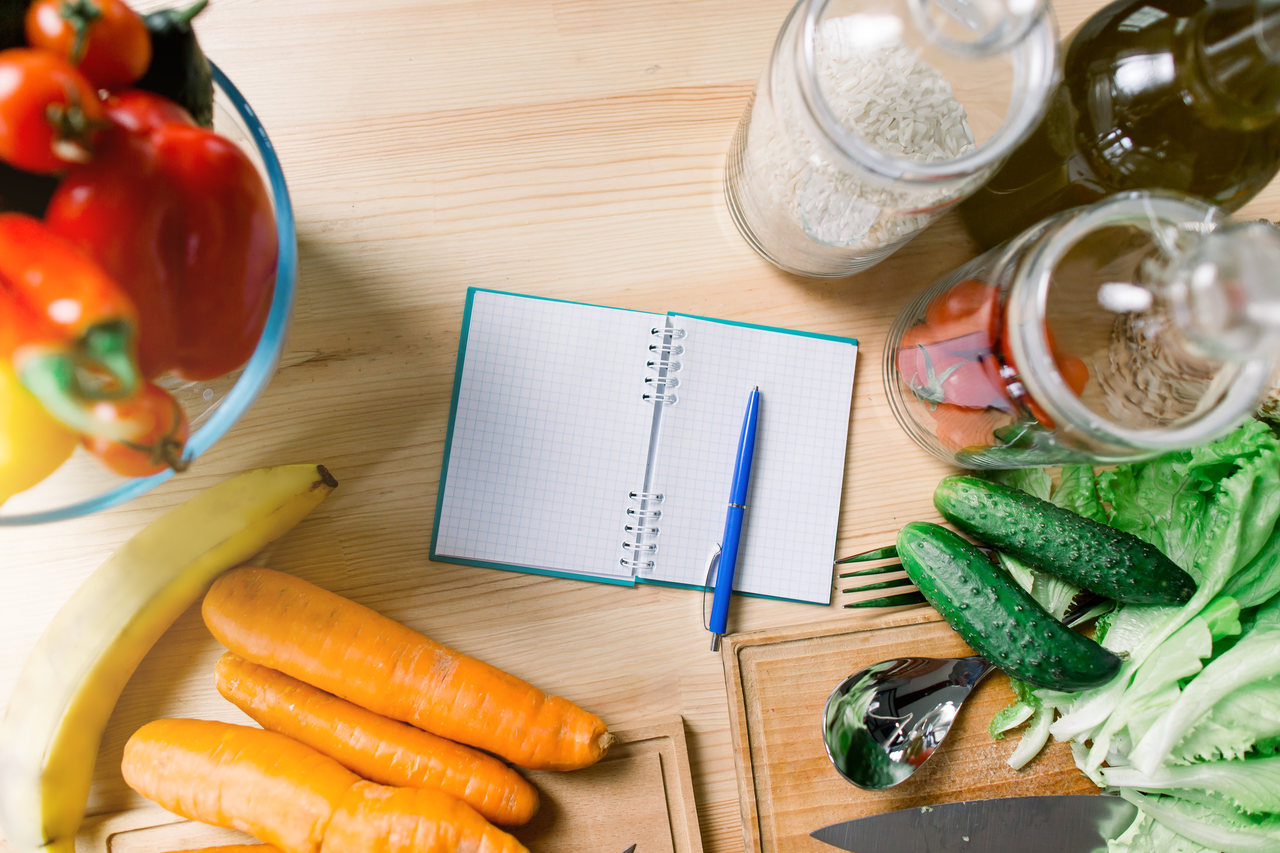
[821,596,1107,790]
[822,654,996,790]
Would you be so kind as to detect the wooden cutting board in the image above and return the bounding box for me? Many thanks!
[67,717,702,853]
[720,608,1097,853]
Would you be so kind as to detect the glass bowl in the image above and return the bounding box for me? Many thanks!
[0,65,298,525]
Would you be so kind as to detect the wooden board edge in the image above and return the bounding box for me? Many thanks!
[610,715,703,853]
[726,605,942,653]
[719,633,762,853]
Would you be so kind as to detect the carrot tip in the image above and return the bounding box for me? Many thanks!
[598,731,617,754]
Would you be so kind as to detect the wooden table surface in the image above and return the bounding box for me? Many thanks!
[3,0,1279,851]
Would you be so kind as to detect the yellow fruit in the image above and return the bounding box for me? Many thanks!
[0,463,338,853]
[0,361,77,506]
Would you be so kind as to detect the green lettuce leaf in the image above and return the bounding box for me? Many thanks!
[1102,756,1280,814]
[1054,463,1108,523]
[987,467,1053,501]
[1130,598,1280,773]
[1118,789,1280,853]
[1173,680,1280,763]
[1107,810,1222,853]
[1222,526,1280,609]
[1007,704,1054,770]
[990,675,1037,739]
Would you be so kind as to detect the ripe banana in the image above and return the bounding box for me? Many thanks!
[0,463,338,853]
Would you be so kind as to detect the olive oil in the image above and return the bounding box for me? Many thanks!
[958,0,1280,250]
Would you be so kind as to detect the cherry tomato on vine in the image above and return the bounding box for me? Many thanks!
[80,381,189,477]
[0,48,102,173]
[25,0,151,91]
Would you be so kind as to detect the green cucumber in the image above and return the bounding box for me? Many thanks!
[934,474,1196,606]
[897,522,1120,691]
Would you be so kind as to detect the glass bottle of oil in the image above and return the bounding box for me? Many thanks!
[956,0,1280,251]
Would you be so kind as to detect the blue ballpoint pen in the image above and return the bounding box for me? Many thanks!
[709,386,760,652]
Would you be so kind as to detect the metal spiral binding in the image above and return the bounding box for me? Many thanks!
[621,493,664,571]
[643,325,686,406]
[625,326,685,571]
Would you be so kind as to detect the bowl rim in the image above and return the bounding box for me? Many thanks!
[0,63,299,526]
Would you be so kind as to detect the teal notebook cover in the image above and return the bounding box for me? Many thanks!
[431,288,858,604]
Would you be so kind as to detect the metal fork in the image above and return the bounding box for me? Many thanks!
[835,544,925,609]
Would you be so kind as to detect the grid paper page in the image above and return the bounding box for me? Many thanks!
[433,290,660,579]
[643,316,857,603]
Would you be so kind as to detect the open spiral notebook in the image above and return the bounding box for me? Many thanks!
[430,288,859,604]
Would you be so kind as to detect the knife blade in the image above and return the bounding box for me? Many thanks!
[811,795,1138,852]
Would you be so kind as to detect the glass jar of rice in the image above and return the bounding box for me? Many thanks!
[724,0,1059,278]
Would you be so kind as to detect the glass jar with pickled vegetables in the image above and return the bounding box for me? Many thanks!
[885,191,1280,467]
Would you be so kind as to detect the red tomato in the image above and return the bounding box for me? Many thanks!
[80,382,189,477]
[102,89,195,134]
[923,279,1000,345]
[25,0,151,91]
[998,320,1092,427]
[932,403,1015,454]
[898,343,1012,411]
[0,48,102,173]
[1057,354,1091,396]
[897,308,1013,411]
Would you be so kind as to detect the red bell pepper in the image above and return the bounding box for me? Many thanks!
[45,91,278,381]
[0,212,142,430]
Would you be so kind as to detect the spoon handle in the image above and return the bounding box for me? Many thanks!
[953,655,998,687]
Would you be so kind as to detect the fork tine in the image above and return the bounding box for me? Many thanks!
[835,542,926,609]
[835,545,899,564]
[844,591,927,609]
[837,562,906,579]
[840,575,915,594]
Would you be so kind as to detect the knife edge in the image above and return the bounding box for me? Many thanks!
[810,794,1138,853]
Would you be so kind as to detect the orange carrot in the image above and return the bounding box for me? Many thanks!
[201,566,613,771]
[327,780,526,853]
[165,847,280,853]
[215,653,540,825]
[122,719,356,853]
[121,718,529,853]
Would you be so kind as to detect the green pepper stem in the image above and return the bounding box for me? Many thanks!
[172,0,210,26]
[17,350,102,436]
[58,0,103,63]
[15,321,141,438]
[77,320,140,401]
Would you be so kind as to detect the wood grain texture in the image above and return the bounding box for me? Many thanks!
[1,0,1278,851]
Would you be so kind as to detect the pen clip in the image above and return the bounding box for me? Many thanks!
[701,544,721,632]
